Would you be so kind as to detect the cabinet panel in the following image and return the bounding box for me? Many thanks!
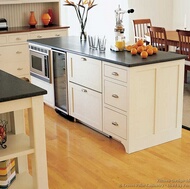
[0,61,29,77]
[0,44,29,76]
[69,82,102,131]
[104,107,127,139]
[29,31,49,39]
[7,33,28,43]
[104,80,127,112]
[0,35,7,45]
[2,44,29,62]
[104,64,128,83]
[68,53,102,92]
[0,46,5,63]
[31,76,55,108]
[48,29,68,38]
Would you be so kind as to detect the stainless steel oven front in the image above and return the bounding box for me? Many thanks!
[29,44,51,83]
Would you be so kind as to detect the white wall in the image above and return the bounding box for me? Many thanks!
[128,0,174,43]
[63,0,128,44]
[63,0,187,45]
[172,0,189,30]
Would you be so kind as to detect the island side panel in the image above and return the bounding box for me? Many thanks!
[127,60,184,153]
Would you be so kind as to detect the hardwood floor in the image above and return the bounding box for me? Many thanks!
[31,105,190,189]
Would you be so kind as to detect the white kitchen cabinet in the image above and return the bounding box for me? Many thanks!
[29,29,68,39]
[0,86,48,188]
[103,60,184,153]
[103,63,128,145]
[67,53,102,92]
[67,53,102,131]
[31,76,55,108]
[104,107,127,139]
[0,33,30,79]
[69,82,102,131]
[104,80,128,112]
[0,28,68,108]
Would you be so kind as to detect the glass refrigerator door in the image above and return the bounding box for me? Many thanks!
[53,51,68,113]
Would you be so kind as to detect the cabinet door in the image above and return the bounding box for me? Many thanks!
[0,35,7,45]
[67,53,102,92]
[104,64,128,83]
[7,33,28,44]
[48,29,68,38]
[29,31,49,39]
[0,44,30,77]
[103,107,127,139]
[31,76,55,108]
[29,29,68,39]
[104,80,128,112]
[69,82,102,131]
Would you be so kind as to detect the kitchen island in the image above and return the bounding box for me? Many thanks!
[0,70,48,188]
[28,36,186,153]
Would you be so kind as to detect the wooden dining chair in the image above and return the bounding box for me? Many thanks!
[133,19,152,43]
[148,26,168,51]
[176,29,190,83]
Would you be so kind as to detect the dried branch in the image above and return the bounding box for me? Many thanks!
[64,0,97,31]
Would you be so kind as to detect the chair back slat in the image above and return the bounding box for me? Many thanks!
[149,26,168,51]
[176,29,190,61]
[133,19,152,43]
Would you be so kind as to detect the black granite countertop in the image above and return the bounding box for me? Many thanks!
[28,36,186,67]
[0,70,47,102]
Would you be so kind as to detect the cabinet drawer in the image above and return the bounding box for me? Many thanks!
[7,33,28,43]
[68,53,102,92]
[104,64,128,83]
[2,44,29,62]
[104,107,127,139]
[0,35,7,44]
[104,80,127,111]
[48,29,68,37]
[29,31,49,39]
[69,82,102,131]
[0,46,5,63]
[0,61,30,76]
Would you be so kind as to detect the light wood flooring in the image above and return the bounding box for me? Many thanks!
[32,105,190,189]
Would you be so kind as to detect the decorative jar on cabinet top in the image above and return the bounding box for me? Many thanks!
[41,13,51,27]
[48,9,53,25]
[29,11,37,28]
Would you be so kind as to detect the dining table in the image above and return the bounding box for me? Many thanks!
[145,30,179,48]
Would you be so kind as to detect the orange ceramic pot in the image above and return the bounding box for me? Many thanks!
[29,11,37,28]
[41,13,51,26]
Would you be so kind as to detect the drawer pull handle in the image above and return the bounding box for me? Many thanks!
[17,68,23,70]
[112,122,118,126]
[16,51,22,54]
[55,34,60,36]
[16,37,21,40]
[37,35,42,38]
[112,72,119,76]
[112,94,119,98]
[81,57,87,61]
[81,89,87,92]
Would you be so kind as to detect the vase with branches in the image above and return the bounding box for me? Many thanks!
[64,0,97,40]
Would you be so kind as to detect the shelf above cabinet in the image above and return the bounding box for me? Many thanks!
[0,133,34,161]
